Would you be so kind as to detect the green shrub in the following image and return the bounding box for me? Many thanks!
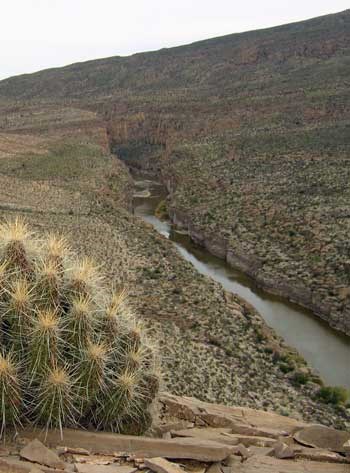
[155,200,169,220]
[291,371,309,386]
[316,386,348,405]
[255,327,267,343]
[279,362,294,374]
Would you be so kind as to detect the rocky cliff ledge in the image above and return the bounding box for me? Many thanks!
[168,204,347,334]
[2,394,350,472]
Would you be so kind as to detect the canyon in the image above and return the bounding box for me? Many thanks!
[132,177,350,390]
[0,7,349,434]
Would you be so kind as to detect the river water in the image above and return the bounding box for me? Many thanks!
[133,179,350,389]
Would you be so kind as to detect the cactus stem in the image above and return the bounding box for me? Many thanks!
[0,351,22,436]
[46,234,70,260]
[69,257,101,296]
[35,258,63,306]
[34,365,77,438]
[28,308,60,378]
[0,218,33,273]
[66,294,95,350]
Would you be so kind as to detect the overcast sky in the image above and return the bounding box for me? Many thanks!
[1,0,349,80]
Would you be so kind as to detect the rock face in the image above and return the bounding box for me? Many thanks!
[22,429,235,462]
[159,393,306,436]
[168,198,350,336]
[75,465,138,473]
[1,394,348,473]
[271,441,295,459]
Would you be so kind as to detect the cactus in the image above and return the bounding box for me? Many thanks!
[0,351,22,436]
[0,217,160,437]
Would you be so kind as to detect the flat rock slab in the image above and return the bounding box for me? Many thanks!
[294,425,350,453]
[160,393,304,437]
[233,456,350,472]
[75,465,137,473]
[172,429,275,448]
[171,428,239,445]
[57,446,90,455]
[20,439,65,469]
[72,454,116,464]
[221,433,275,448]
[156,422,195,435]
[21,429,234,462]
[0,457,59,473]
[145,457,185,473]
[295,447,350,463]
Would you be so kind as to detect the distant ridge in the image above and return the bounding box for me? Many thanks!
[0,9,349,100]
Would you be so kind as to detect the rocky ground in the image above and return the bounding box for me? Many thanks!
[1,394,350,472]
[0,104,349,431]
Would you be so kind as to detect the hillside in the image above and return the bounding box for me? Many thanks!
[0,9,349,99]
[113,11,350,334]
[0,9,349,430]
[4,9,346,335]
[2,104,350,430]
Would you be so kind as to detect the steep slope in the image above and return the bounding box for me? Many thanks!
[0,9,350,337]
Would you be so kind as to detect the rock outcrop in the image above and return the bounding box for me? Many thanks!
[1,394,349,472]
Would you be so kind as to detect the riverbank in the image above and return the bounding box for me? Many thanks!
[168,203,341,335]
[126,175,350,429]
[160,142,350,339]
[169,201,346,325]
[133,178,350,390]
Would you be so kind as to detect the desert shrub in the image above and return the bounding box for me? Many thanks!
[316,386,348,406]
[155,200,169,220]
[0,218,160,437]
[291,370,310,386]
[279,362,294,374]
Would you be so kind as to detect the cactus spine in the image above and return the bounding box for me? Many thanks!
[0,218,159,437]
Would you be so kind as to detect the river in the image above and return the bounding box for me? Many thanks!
[133,179,350,390]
